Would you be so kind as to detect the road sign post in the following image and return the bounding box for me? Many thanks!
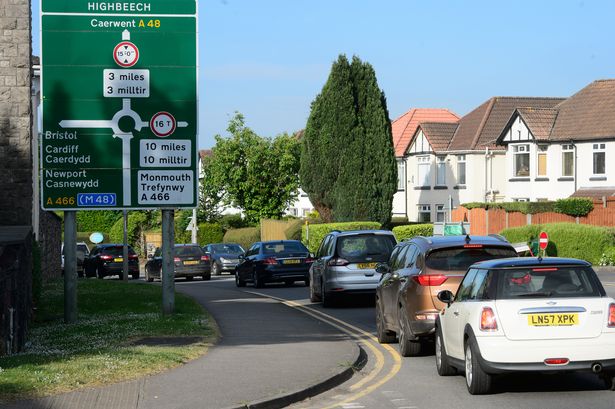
[41,0,198,316]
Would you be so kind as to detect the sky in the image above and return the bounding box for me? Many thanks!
[31,0,615,150]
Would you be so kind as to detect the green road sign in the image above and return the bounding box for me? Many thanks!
[40,0,198,210]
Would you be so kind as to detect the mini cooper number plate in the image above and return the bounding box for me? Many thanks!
[358,262,377,269]
[527,313,579,326]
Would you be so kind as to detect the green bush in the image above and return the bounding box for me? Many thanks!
[500,223,615,264]
[554,198,594,217]
[284,219,304,241]
[599,247,615,266]
[223,227,261,250]
[109,212,151,254]
[392,224,433,241]
[197,223,224,246]
[76,211,122,232]
[218,213,253,231]
[301,221,381,253]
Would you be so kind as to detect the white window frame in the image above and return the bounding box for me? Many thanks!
[536,145,547,177]
[397,160,406,191]
[436,204,446,223]
[417,156,431,187]
[512,144,530,177]
[456,155,466,185]
[561,144,574,177]
[593,143,606,175]
[418,204,431,223]
[436,156,446,186]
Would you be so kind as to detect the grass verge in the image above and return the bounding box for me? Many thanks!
[0,279,217,402]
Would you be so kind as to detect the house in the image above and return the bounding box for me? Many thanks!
[404,96,564,222]
[391,108,460,219]
[497,79,615,201]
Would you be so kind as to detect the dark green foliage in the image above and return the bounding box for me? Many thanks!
[223,227,261,251]
[197,223,224,246]
[218,213,253,231]
[553,198,594,217]
[76,211,122,232]
[600,247,615,266]
[300,55,396,225]
[500,223,615,264]
[392,224,434,241]
[109,212,151,255]
[174,210,193,243]
[32,240,42,305]
[301,221,382,253]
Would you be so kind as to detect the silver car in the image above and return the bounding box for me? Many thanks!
[309,230,397,307]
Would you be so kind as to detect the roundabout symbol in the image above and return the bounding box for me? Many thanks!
[113,41,139,67]
[150,111,177,137]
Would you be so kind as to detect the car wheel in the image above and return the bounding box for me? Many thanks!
[398,308,421,357]
[321,280,335,308]
[235,271,246,287]
[253,271,264,288]
[96,266,104,279]
[212,262,221,276]
[376,298,396,344]
[145,268,153,283]
[465,337,492,394]
[435,325,456,376]
[309,279,321,302]
[186,276,194,281]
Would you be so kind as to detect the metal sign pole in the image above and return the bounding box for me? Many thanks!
[64,211,77,323]
[122,210,129,282]
[162,209,175,315]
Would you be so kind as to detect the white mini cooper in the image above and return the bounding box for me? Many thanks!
[435,257,615,394]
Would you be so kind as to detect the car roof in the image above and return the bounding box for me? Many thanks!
[260,240,303,244]
[331,229,394,237]
[406,235,513,250]
[472,257,591,269]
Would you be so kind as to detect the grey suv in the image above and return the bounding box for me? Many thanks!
[309,230,397,307]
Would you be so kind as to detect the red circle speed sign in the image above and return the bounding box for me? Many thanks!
[539,231,549,250]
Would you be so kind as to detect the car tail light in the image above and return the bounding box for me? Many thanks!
[174,257,180,263]
[328,258,349,267]
[480,307,498,331]
[463,244,483,248]
[201,255,210,261]
[129,254,138,260]
[263,257,278,265]
[532,268,558,272]
[304,257,315,264]
[100,255,113,261]
[608,304,615,328]
[544,358,569,365]
[412,274,447,286]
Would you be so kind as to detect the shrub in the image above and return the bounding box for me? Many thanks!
[284,219,304,241]
[461,202,555,214]
[197,223,224,246]
[301,221,381,253]
[553,198,594,217]
[109,212,151,255]
[223,227,261,250]
[392,224,433,241]
[218,213,253,231]
[76,211,122,232]
[500,223,615,264]
[599,247,615,266]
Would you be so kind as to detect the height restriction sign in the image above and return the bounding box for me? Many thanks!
[40,0,198,210]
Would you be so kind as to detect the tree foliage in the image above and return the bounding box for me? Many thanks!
[300,55,396,225]
[204,113,301,223]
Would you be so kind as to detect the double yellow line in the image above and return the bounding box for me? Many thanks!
[248,291,402,408]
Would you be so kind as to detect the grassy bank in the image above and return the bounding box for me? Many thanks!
[0,280,217,401]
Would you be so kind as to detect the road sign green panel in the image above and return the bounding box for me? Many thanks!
[41,0,197,210]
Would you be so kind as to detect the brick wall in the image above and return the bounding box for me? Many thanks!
[40,211,62,280]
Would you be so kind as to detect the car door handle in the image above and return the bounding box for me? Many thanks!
[453,311,459,316]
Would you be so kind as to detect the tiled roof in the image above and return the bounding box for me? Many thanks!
[417,122,459,152]
[391,108,459,157]
[199,149,212,161]
[449,97,565,151]
[570,187,615,199]
[516,108,559,141]
[550,79,615,140]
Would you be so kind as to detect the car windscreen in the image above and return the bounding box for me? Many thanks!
[496,266,602,299]
[174,246,204,257]
[263,242,308,255]
[211,244,244,254]
[426,246,517,272]
[104,246,136,256]
[336,234,396,263]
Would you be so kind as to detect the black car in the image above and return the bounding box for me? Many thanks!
[145,244,211,282]
[84,243,140,280]
[204,243,245,275]
[235,240,313,288]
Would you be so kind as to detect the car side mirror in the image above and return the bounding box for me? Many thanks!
[375,263,390,275]
[437,290,455,306]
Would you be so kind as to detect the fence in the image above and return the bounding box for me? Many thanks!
[451,198,615,235]
[260,219,297,241]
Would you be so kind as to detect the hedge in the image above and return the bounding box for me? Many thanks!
[109,212,150,255]
[223,227,261,251]
[392,224,433,241]
[500,223,615,264]
[76,210,122,232]
[461,198,594,217]
[599,247,615,266]
[301,221,381,253]
[197,222,224,246]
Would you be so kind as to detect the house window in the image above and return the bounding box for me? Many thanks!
[436,156,446,185]
[397,160,406,191]
[456,155,466,185]
[417,156,430,186]
[593,143,606,175]
[436,204,446,222]
[289,208,298,216]
[513,144,530,177]
[562,144,574,177]
[418,205,431,223]
[513,198,530,202]
[537,145,547,177]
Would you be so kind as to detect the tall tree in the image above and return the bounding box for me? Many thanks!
[300,55,396,225]
[204,113,300,223]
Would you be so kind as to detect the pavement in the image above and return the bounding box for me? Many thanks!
[6,279,362,409]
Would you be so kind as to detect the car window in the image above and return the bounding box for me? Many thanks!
[391,245,409,271]
[469,269,491,300]
[175,246,204,256]
[263,242,309,255]
[103,246,136,256]
[456,268,479,302]
[317,236,331,258]
[336,234,396,263]
[154,247,162,257]
[210,244,244,254]
[496,267,602,299]
[426,246,517,272]
[388,246,402,270]
[403,245,418,268]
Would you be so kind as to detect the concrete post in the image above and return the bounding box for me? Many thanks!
[64,211,77,323]
[162,209,175,315]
